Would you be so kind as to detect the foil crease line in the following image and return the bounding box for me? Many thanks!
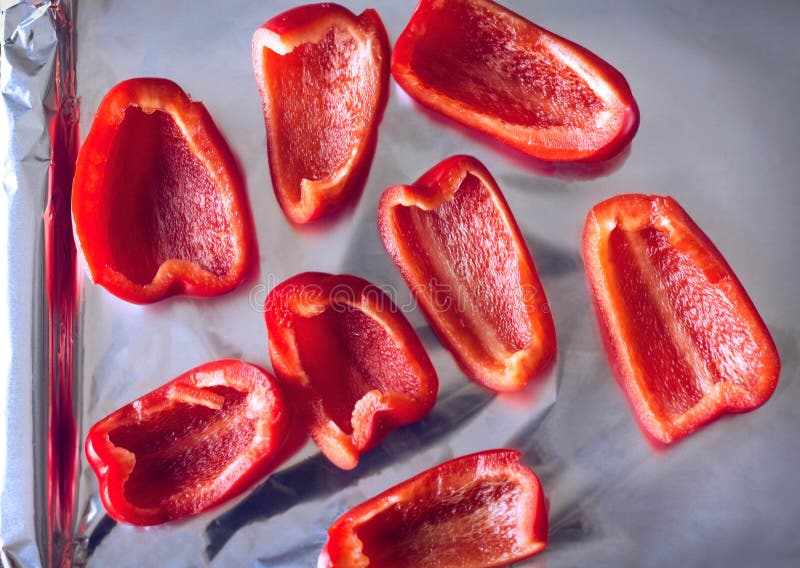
[1,1,79,567]
[43,1,79,566]
[2,1,57,567]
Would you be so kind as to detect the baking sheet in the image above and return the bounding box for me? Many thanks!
[4,0,800,566]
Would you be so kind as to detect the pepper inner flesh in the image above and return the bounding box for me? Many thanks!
[393,173,532,360]
[102,107,234,285]
[108,386,253,510]
[293,305,422,435]
[608,226,762,418]
[408,0,604,129]
[263,25,376,199]
[354,477,524,568]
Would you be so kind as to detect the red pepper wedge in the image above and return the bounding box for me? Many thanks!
[252,4,390,224]
[265,272,438,470]
[72,78,254,304]
[392,0,639,163]
[85,360,288,526]
[583,194,781,444]
[378,155,556,392]
[319,449,548,568]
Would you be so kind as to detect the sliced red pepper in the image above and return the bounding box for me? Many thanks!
[583,194,781,444]
[85,360,288,526]
[72,78,254,304]
[319,449,548,568]
[265,272,438,470]
[392,0,639,162]
[252,4,390,224]
[378,155,556,392]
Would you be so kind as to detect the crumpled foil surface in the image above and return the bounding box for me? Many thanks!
[3,1,800,567]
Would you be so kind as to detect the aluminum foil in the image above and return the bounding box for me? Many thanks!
[3,1,78,566]
[3,0,800,566]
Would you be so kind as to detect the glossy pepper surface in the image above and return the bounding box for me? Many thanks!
[72,78,254,304]
[265,272,438,470]
[85,360,288,526]
[378,155,556,392]
[583,194,780,444]
[253,3,390,224]
[392,0,639,162]
[319,449,548,568]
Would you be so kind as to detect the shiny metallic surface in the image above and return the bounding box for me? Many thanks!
[4,0,800,566]
[43,0,79,563]
[2,2,65,567]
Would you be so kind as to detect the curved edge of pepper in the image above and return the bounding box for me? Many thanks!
[319,448,549,567]
[71,77,256,304]
[84,359,290,525]
[252,4,391,225]
[264,272,439,470]
[391,0,640,164]
[582,194,781,445]
[377,154,557,393]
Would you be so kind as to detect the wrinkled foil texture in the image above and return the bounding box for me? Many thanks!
[3,1,800,567]
[3,1,78,567]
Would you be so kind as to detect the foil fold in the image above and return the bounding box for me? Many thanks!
[2,1,78,566]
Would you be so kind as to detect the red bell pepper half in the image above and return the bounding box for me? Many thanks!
[85,360,288,526]
[252,4,390,224]
[265,272,438,470]
[392,0,639,162]
[378,155,556,392]
[72,78,254,304]
[319,449,548,568]
[583,194,781,444]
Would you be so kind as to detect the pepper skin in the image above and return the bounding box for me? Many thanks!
[265,273,438,470]
[319,449,548,568]
[378,155,556,392]
[583,195,781,444]
[392,0,639,163]
[72,78,254,304]
[85,360,288,526]
[252,4,390,224]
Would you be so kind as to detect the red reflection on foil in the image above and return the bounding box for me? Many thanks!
[44,4,80,566]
